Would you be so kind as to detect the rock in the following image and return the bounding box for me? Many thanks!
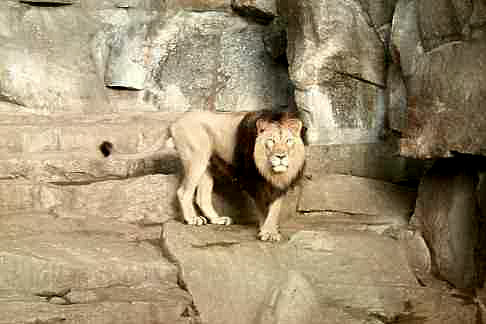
[0,212,197,323]
[144,11,289,112]
[399,39,486,158]
[414,158,481,288]
[262,17,287,61]
[0,112,176,155]
[0,175,178,224]
[416,0,469,51]
[390,0,423,77]
[0,152,179,183]
[386,63,408,132]
[163,220,477,324]
[299,174,417,224]
[48,175,178,224]
[104,22,149,90]
[391,0,486,158]
[0,1,109,113]
[165,0,230,11]
[20,0,74,4]
[231,0,277,22]
[359,0,399,27]
[305,141,428,185]
[284,0,386,144]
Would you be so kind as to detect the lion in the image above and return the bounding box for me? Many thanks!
[100,109,306,241]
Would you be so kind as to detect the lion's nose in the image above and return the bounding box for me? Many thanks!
[274,153,286,159]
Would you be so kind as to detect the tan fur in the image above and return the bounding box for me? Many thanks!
[170,110,305,241]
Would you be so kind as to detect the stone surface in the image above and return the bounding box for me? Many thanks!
[284,0,386,144]
[0,213,197,324]
[231,0,277,22]
[386,63,408,133]
[0,175,179,225]
[0,1,109,113]
[299,174,417,224]
[413,158,482,288]
[400,38,486,158]
[0,112,176,155]
[391,0,486,158]
[142,11,289,113]
[163,220,478,324]
[390,0,422,77]
[305,140,428,185]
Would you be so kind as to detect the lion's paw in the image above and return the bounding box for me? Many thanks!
[258,230,282,242]
[210,217,233,226]
[186,216,208,226]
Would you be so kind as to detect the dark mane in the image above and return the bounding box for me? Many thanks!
[232,109,305,200]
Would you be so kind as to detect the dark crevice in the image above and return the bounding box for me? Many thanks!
[20,1,72,7]
[159,223,203,323]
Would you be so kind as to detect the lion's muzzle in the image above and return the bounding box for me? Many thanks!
[270,153,289,173]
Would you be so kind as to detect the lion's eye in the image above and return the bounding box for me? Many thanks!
[266,139,275,148]
[286,138,294,146]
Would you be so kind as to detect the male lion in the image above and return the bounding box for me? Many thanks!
[169,109,306,241]
[100,109,306,241]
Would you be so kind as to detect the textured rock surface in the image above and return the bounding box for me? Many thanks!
[231,0,277,22]
[391,0,486,158]
[284,0,386,144]
[0,1,288,114]
[299,174,417,224]
[413,158,482,288]
[163,220,478,324]
[0,213,197,324]
[142,11,289,113]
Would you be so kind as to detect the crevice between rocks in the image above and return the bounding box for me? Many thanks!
[159,224,202,323]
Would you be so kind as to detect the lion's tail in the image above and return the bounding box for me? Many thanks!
[98,137,177,159]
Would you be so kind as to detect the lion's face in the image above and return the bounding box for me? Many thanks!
[253,118,305,189]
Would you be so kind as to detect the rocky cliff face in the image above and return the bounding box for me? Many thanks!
[1,0,486,323]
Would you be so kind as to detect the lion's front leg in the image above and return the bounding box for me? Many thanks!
[257,196,283,242]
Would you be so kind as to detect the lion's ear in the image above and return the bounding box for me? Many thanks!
[284,119,303,135]
[256,119,271,134]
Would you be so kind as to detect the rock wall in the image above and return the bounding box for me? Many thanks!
[1,0,486,323]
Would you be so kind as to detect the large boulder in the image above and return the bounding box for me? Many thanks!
[141,11,289,113]
[0,1,109,113]
[0,213,197,324]
[284,0,386,144]
[413,158,482,288]
[163,220,478,324]
[391,0,486,158]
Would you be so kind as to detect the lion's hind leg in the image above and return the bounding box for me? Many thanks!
[196,170,232,225]
[172,124,211,226]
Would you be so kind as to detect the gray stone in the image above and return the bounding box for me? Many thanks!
[416,0,468,51]
[386,63,408,132]
[0,1,109,113]
[231,0,277,22]
[359,0,399,27]
[413,158,481,288]
[284,0,386,144]
[0,112,176,155]
[0,212,196,323]
[143,11,289,113]
[390,0,423,77]
[163,220,477,324]
[399,38,486,158]
[299,174,416,224]
[0,175,178,225]
[104,22,149,90]
[305,141,428,184]
[165,0,230,11]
